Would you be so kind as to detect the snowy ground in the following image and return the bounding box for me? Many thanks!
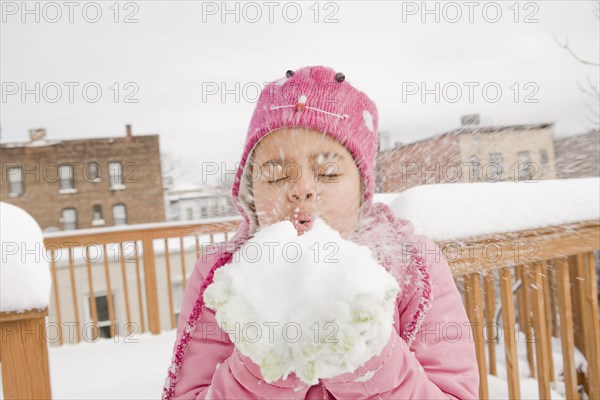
[0,326,587,399]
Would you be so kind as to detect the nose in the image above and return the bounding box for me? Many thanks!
[287,174,317,203]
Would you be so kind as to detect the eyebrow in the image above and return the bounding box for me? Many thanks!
[259,152,344,168]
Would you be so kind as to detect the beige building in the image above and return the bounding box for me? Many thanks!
[554,130,600,178]
[1,125,165,231]
[377,118,556,193]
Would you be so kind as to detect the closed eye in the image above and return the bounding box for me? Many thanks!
[268,176,287,184]
[317,173,341,182]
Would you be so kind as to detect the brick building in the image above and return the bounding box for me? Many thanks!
[1,125,165,231]
[377,117,557,193]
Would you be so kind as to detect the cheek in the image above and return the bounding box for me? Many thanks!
[253,184,287,218]
[319,176,361,211]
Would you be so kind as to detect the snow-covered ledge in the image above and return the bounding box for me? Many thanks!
[389,177,600,242]
[0,202,53,398]
[1,202,51,313]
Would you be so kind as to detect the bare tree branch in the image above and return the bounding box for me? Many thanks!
[552,32,600,67]
[577,77,600,101]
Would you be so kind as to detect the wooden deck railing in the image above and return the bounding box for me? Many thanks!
[42,217,242,345]
[443,219,600,399]
[2,217,598,399]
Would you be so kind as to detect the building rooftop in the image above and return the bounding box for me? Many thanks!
[380,122,554,153]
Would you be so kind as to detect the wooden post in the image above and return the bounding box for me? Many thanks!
[575,252,600,399]
[499,267,520,399]
[467,273,488,399]
[530,262,551,399]
[541,261,555,382]
[142,234,161,334]
[554,257,579,400]
[547,260,560,338]
[587,251,600,398]
[67,246,82,343]
[484,271,497,376]
[518,264,536,378]
[133,242,146,333]
[0,308,52,399]
[164,238,176,329]
[119,242,133,335]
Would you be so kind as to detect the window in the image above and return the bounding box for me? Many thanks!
[186,208,194,220]
[87,162,101,182]
[89,294,115,338]
[59,164,74,190]
[517,150,533,180]
[467,155,480,182]
[108,162,124,189]
[112,204,127,225]
[488,152,504,181]
[92,204,105,226]
[62,208,77,230]
[93,205,103,220]
[211,199,219,216]
[7,166,24,195]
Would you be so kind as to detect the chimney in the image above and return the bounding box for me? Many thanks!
[29,128,47,142]
[461,114,481,126]
[126,124,132,137]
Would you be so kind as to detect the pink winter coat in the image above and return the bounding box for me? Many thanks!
[167,204,480,399]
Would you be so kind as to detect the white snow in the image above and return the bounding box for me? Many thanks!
[373,192,401,205]
[0,202,52,312]
[389,177,600,241]
[203,218,400,385]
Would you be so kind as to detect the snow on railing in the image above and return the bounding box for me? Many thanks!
[389,177,599,241]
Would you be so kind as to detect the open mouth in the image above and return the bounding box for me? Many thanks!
[290,209,313,235]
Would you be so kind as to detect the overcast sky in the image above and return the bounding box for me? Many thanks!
[2,1,599,184]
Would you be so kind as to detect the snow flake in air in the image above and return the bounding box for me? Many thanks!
[363,110,374,132]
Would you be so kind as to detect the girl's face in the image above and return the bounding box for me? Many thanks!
[249,127,362,238]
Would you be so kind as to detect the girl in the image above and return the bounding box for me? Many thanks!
[163,65,480,399]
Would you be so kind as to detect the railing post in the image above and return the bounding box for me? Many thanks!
[554,257,579,400]
[464,273,488,399]
[530,261,551,399]
[499,267,521,399]
[0,308,52,399]
[142,234,161,334]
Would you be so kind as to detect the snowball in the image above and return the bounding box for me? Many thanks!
[203,218,400,385]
